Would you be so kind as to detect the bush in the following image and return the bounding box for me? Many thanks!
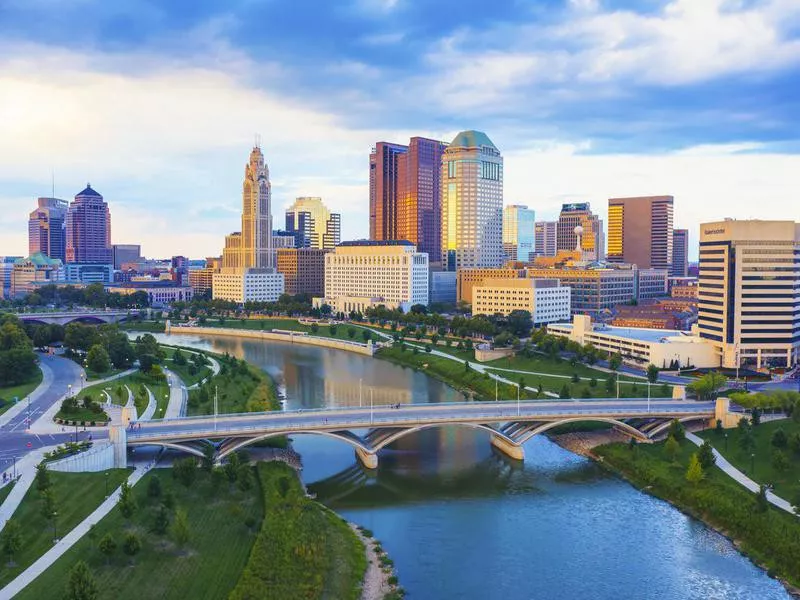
[771,428,788,449]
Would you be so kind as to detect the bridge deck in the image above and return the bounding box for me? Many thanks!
[126,399,715,444]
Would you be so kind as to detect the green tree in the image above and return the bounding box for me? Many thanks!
[64,560,99,600]
[171,507,191,550]
[153,504,170,535]
[224,453,241,483]
[571,372,579,383]
[698,440,716,470]
[559,384,571,399]
[605,375,616,394]
[751,407,762,427]
[173,457,198,487]
[686,453,703,484]
[668,419,686,442]
[754,484,769,513]
[35,462,51,492]
[173,348,188,365]
[772,449,790,472]
[646,364,659,384]
[86,344,111,374]
[715,419,724,435]
[347,327,356,339]
[118,481,136,519]
[147,474,162,498]
[739,430,756,454]
[687,371,727,400]
[772,427,788,448]
[122,532,142,565]
[98,533,117,565]
[608,353,623,371]
[1,519,22,566]
[665,436,680,463]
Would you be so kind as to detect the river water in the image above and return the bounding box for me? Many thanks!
[155,332,789,600]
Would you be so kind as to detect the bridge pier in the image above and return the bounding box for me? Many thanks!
[490,435,525,461]
[109,426,128,468]
[355,448,378,470]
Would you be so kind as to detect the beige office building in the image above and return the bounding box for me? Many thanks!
[698,219,800,369]
[456,267,526,304]
[526,267,637,315]
[607,196,674,270]
[314,241,429,314]
[473,278,570,324]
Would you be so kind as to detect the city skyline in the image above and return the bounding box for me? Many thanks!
[0,1,798,259]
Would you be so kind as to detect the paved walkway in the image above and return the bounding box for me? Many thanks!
[686,431,795,514]
[163,368,187,419]
[0,462,151,598]
[139,386,156,421]
[0,447,55,533]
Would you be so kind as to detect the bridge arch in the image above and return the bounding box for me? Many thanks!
[369,422,517,452]
[645,415,710,439]
[128,440,208,459]
[216,429,372,462]
[512,417,652,444]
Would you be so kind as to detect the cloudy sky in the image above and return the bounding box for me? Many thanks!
[1,0,799,260]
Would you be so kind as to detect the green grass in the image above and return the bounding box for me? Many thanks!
[377,345,537,400]
[483,352,645,381]
[0,481,15,504]
[0,368,43,415]
[188,355,278,416]
[62,370,169,421]
[162,347,212,388]
[84,367,125,382]
[18,468,262,600]
[119,321,166,333]
[196,317,380,345]
[229,462,366,600]
[699,417,800,502]
[596,438,800,588]
[0,469,130,587]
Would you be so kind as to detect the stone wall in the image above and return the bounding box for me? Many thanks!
[474,346,514,362]
[48,441,116,473]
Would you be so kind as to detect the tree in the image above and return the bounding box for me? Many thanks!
[687,371,727,400]
[118,481,136,519]
[98,533,117,565]
[668,419,686,442]
[605,375,616,394]
[506,310,533,338]
[772,449,790,472]
[571,372,579,384]
[86,344,111,374]
[171,507,191,550]
[122,532,142,565]
[665,436,680,462]
[1,519,22,566]
[153,504,170,535]
[751,407,762,427]
[754,484,769,513]
[686,453,703,484]
[347,327,356,339]
[202,445,215,472]
[772,427,788,448]
[608,353,623,371]
[224,453,241,483]
[698,440,716,470]
[646,364,659,384]
[739,430,756,454]
[35,462,51,492]
[715,419,723,435]
[138,353,155,373]
[147,474,162,498]
[173,457,197,487]
[64,560,99,600]
[559,384,571,399]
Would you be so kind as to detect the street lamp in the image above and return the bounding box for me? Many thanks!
[370,388,374,425]
[12,455,17,479]
[52,511,58,542]
[751,453,756,476]
[517,382,521,417]
[724,433,728,452]
[359,378,362,408]
[67,384,72,398]
[104,471,109,497]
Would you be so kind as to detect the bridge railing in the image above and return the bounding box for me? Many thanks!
[137,398,714,425]
[126,406,714,442]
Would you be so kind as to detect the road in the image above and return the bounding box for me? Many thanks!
[0,354,95,470]
[127,399,716,443]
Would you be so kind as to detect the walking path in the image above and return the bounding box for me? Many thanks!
[0,462,151,598]
[29,368,137,435]
[139,386,156,421]
[163,367,187,419]
[0,447,55,533]
[686,431,795,514]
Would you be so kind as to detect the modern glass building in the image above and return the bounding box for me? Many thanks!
[65,185,111,264]
[672,228,689,277]
[556,203,604,260]
[607,195,674,270]
[369,142,408,241]
[503,205,535,262]
[534,221,557,257]
[28,197,68,262]
[285,197,341,250]
[441,130,504,270]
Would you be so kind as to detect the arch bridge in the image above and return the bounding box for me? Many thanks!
[17,310,135,326]
[122,398,722,469]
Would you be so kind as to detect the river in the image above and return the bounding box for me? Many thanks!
[154,332,789,600]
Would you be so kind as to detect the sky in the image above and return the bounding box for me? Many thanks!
[1,0,799,261]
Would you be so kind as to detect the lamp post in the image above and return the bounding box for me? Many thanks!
[517,382,521,417]
[751,453,756,476]
[104,471,109,497]
[359,379,362,408]
[12,455,17,480]
[52,511,58,542]
[214,386,218,432]
[647,380,651,413]
[370,388,374,425]
[26,395,31,427]
[495,379,498,402]
[75,421,78,443]
[724,433,728,452]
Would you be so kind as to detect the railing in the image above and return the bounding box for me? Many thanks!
[127,406,714,442]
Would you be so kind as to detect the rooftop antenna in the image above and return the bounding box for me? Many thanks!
[254,133,261,148]
[51,168,55,198]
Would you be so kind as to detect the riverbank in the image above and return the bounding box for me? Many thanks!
[588,434,800,595]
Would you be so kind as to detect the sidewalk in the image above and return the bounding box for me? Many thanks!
[0,463,151,598]
[163,367,186,419]
[138,386,156,421]
[686,431,795,515]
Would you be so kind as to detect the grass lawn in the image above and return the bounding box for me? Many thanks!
[0,481,15,504]
[229,462,366,600]
[162,347,212,388]
[0,369,43,415]
[62,371,169,421]
[84,367,125,382]
[482,352,645,382]
[187,356,278,416]
[484,368,673,399]
[596,437,800,588]
[18,468,263,600]
[377,345,537,400]
[196,318,380,345]
[119,321,166,333]
[0,469,130,587]
[699,417,800,503]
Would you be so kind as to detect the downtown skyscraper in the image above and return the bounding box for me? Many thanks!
[441,130,504,270]
[503,205,535,262]
[285,196,341,250]
[607,195,674,270]
[672,228,689,277]
[28,197,68,262]
[65,184,111,264]
[556,203,604,260]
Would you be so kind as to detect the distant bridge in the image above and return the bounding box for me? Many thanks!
[123,398,721,468]
[16,310,134,326]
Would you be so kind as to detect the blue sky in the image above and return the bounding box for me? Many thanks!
[1,0,799,259]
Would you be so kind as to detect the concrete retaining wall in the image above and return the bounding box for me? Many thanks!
[48,442,115,473]
[475,347,514,362]
[168,326,376,356]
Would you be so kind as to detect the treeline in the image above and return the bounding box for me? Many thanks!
[0,313,38,387]
[2,283,149,309]
[229,462,365,600]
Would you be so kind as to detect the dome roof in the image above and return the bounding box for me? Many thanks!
[449,130,497,150]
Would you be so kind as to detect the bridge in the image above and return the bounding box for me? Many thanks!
[121,398,722,469]
[15,310,134,326]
